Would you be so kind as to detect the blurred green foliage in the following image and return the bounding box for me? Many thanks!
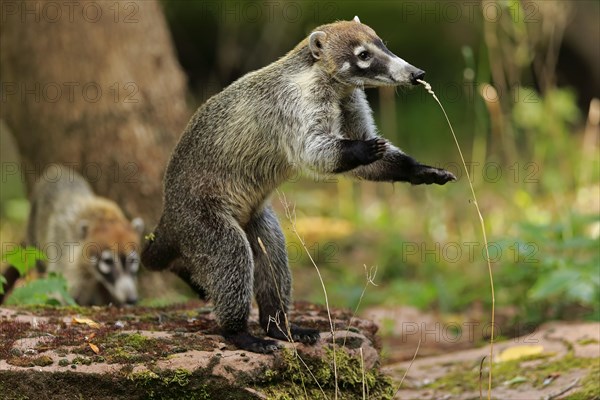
[5,273,76,306]
[1,246,45,277]
[1,246,75,305]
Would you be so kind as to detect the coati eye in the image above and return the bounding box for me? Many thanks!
[98,257,114,275]
[358,51,371,61]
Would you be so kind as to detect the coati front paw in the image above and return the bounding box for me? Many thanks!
[335,138,387,173]
[266,324,320,345]
[357,138,387,165]
[223,331,281,354]
[411,166,457,185]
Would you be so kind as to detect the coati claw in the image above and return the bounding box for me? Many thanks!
[291,327,320,345]
[411,166,457,185]
[360,138,387,164]
[223,331,282,354]
[266,324,320,345]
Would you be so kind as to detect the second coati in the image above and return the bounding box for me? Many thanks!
[143,17,456,353]
[23,165,144,306]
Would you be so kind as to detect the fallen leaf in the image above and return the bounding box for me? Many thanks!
[497,345,544,362]
[88,342,100,354]
[72,317,100,329]
[503,376,528,386]
[543,372,560,386]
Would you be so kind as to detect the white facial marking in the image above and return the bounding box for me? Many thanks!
[127,251,140,274]
[98,259,112,274]
[340,62,351,72]
[374,75,392,82]
[357,60,372,69]
[353,46,366,56]
[98,250,121,275]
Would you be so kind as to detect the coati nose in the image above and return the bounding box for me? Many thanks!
[410,69,426,85]
[125,297,138,305]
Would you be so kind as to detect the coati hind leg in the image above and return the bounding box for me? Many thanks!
[177,207,280,353]
[245,206,320,345]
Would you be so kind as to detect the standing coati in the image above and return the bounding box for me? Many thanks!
[21,165,144,306]
[142,17,456,353]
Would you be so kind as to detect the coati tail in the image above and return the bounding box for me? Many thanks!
[141,227,178,271]
[0,266,20,304]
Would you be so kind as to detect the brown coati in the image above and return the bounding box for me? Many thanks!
[142,17,456,353]
[6,165,145,306]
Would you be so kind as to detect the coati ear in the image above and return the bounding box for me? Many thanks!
[77,220,89,240]
[131,217,145,235]
[353,15,361,24]
[308,31,326,60]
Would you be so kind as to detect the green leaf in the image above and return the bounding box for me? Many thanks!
[566,281,596,304]
[503,376,528,386]
[529,269,580,300]
[5,274,76,306]
[2,246,46,276]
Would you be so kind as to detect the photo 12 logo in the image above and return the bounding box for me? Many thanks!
[1,1,139,24]
[400,241,539,264]
[1,81,139,104]
[1,162,140,185]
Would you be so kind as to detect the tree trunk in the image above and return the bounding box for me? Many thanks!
[0,0,189,226]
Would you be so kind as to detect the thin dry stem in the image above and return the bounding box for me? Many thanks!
[343,265,378,348]
[278,190,339,400]
[418,79,496,400]
[360,347,366,400]
[393,338,422,397]
[258,236,328,399]
[257,237,293,340]
[479,355,487,400]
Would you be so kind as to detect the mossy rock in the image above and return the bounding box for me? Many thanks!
[0,303,392,399]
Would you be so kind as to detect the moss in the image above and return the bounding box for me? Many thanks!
[128,368,257,400]
[95,332,166,364]
[122,333,149,350]
[576,338,599,346]
[0,369,260,400]
[426,352,599,394]
[564,361,600,400]
[257,347,394,399]
[6,355,53,368]
[33,355,54,367]
[72,356,92,366]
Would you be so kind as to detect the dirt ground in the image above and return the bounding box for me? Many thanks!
[364,306,600,399]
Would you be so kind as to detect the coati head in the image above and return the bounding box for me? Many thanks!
[79,200,144,305]
[308,16,425,88]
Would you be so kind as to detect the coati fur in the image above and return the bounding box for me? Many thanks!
[142,17,456,353]
[21,165,144,306]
